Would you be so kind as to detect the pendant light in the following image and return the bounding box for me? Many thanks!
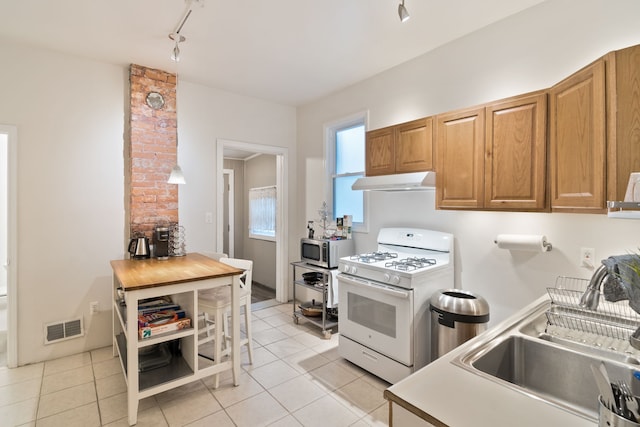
[398,0,410,22]
[168,164,186,184]
[166,33,186,184]
[166,0,203,184]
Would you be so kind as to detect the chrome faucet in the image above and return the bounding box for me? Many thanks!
[579,264,610,310]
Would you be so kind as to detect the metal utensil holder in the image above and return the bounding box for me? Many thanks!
[599,396,640,427]
[546,276,640,344]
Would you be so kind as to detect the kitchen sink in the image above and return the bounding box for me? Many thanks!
[453,300,640,421]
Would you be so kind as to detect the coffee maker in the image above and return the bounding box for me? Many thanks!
[154,226,170,260]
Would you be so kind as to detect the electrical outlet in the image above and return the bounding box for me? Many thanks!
[581,247,595,268]
[90,301,99,315]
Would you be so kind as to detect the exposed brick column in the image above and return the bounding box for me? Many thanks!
[129,64,178,238]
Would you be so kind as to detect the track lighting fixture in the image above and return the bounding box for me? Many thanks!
[165,0,204,184]
[169,33,185,62]
[167,33,186,184]
[166,1,198,185]
[398,0,410,23]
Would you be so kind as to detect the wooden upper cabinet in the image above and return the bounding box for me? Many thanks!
[435,107,485,209]
[550,59,606,213]
[365,117,433,176]
[366,43,640,215]
[607,45,640,202]
[395,118,434,173]
[365,126,395,176]
[436,92,547,211]
[484,91,547,210]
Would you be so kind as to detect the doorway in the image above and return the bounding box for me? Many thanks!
[216,139,288,303]
[0,125,17,368]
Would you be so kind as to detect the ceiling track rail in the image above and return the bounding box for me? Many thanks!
[172,0,203,37]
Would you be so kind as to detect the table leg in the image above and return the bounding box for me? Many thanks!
[127,392,139,426]
[126,296,139,426]
[232,274,240,386]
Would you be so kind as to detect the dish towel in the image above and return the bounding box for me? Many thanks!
[602,255,640,313]
[327,270,340,308]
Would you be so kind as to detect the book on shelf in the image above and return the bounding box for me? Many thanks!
[138,304,182,316]
[138,309,186,328]
[138,296,173,308]
[139,318,191,339]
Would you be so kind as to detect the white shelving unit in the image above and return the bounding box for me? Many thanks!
[111,254,243,426]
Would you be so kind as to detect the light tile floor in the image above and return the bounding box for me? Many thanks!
[0,302,391,426]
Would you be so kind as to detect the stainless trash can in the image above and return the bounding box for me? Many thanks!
[430,289,490,361]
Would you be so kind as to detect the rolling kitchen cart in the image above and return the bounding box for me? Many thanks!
[291,261,338,339]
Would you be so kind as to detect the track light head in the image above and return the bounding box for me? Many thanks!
[168,33,186,62]
[398,0,410,22]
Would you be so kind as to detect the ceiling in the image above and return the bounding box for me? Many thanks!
[0,0,545,107]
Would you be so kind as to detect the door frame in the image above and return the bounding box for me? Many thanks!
[223,168,234,257]
[216,139,288,303]
[0,124,17,368]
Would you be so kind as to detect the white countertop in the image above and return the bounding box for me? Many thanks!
[384,295,597,427]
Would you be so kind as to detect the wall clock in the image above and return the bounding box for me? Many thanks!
[145,92,165,110]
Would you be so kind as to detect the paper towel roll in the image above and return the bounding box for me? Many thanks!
[494,234,551,252]
[624,173,640,202]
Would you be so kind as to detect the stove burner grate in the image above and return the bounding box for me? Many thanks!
[351,252,398,263]
[385,257,437,271]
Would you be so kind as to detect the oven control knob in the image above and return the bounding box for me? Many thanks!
[350,266,357,275]
[383,273,400,284]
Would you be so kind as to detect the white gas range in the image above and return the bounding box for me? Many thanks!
[338,227,454,384]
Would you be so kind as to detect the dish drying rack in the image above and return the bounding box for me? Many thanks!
[546,276,640,350]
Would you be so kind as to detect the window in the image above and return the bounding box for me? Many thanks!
[248,185,276,240]
[326,114,367,231]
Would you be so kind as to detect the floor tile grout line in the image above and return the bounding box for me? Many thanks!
[90,349,106,427]
[262,372,328,421]
[33,359,44,422]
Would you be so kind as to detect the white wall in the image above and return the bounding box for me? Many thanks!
[0,39,297,365]
[0,40,125,364]
[297,0,640,324]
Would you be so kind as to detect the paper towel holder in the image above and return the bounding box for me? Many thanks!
[540,241,553,252]
[493,236,553,252]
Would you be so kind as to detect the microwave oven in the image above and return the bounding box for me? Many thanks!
[300,238,355,269]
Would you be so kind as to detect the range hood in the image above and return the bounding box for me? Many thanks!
[351,171,436,191]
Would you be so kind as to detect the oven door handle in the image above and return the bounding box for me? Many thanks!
[338,274,410,299]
